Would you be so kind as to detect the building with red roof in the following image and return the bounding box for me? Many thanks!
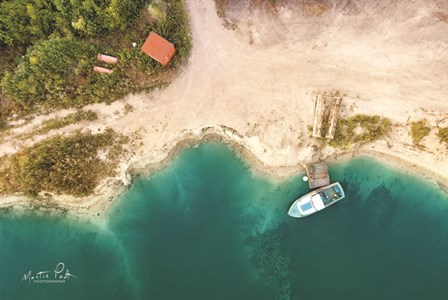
[141,32,176,66]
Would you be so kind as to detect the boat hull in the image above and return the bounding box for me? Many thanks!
[288,182,345,218]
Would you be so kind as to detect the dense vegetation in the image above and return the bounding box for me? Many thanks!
[0,0,191,125]
[410,119,431,146]
[330,114,392,149]
[2,38,105,109]
[0,0,143,46]
[0,129,127,196]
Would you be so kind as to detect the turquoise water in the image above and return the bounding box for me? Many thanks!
[1,142,448,299]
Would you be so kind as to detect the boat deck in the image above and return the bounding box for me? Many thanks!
[319,185,342,205]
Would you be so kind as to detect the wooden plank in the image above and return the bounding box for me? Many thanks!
[325,97,343,139]
[312,95,325,138]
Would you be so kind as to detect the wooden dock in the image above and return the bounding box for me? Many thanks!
[306,161,330,189]
[312,95,325,138]
[325,96,343,139]
[312,95,342,140]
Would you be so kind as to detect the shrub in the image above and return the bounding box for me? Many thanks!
[410,119,431,145]
[437,127,448,146]
[330,114,392,149]
[0,129,126,196]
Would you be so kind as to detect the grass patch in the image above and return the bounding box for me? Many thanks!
[14,110,98,141]
[214,0,228,19]
[304,3,330,16]
[410,119,431,146]
[212,0,239,30]
[330,114,392,149]
[0,129,127,196]
[35,110,98,135]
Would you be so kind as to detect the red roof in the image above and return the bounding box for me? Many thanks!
[141,32,176,66]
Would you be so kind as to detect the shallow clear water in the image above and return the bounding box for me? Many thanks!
[1,143,448,299]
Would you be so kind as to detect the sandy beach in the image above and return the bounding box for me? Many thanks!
[1,0,447,218]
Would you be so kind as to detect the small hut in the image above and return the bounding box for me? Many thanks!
[141,32,176,66]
